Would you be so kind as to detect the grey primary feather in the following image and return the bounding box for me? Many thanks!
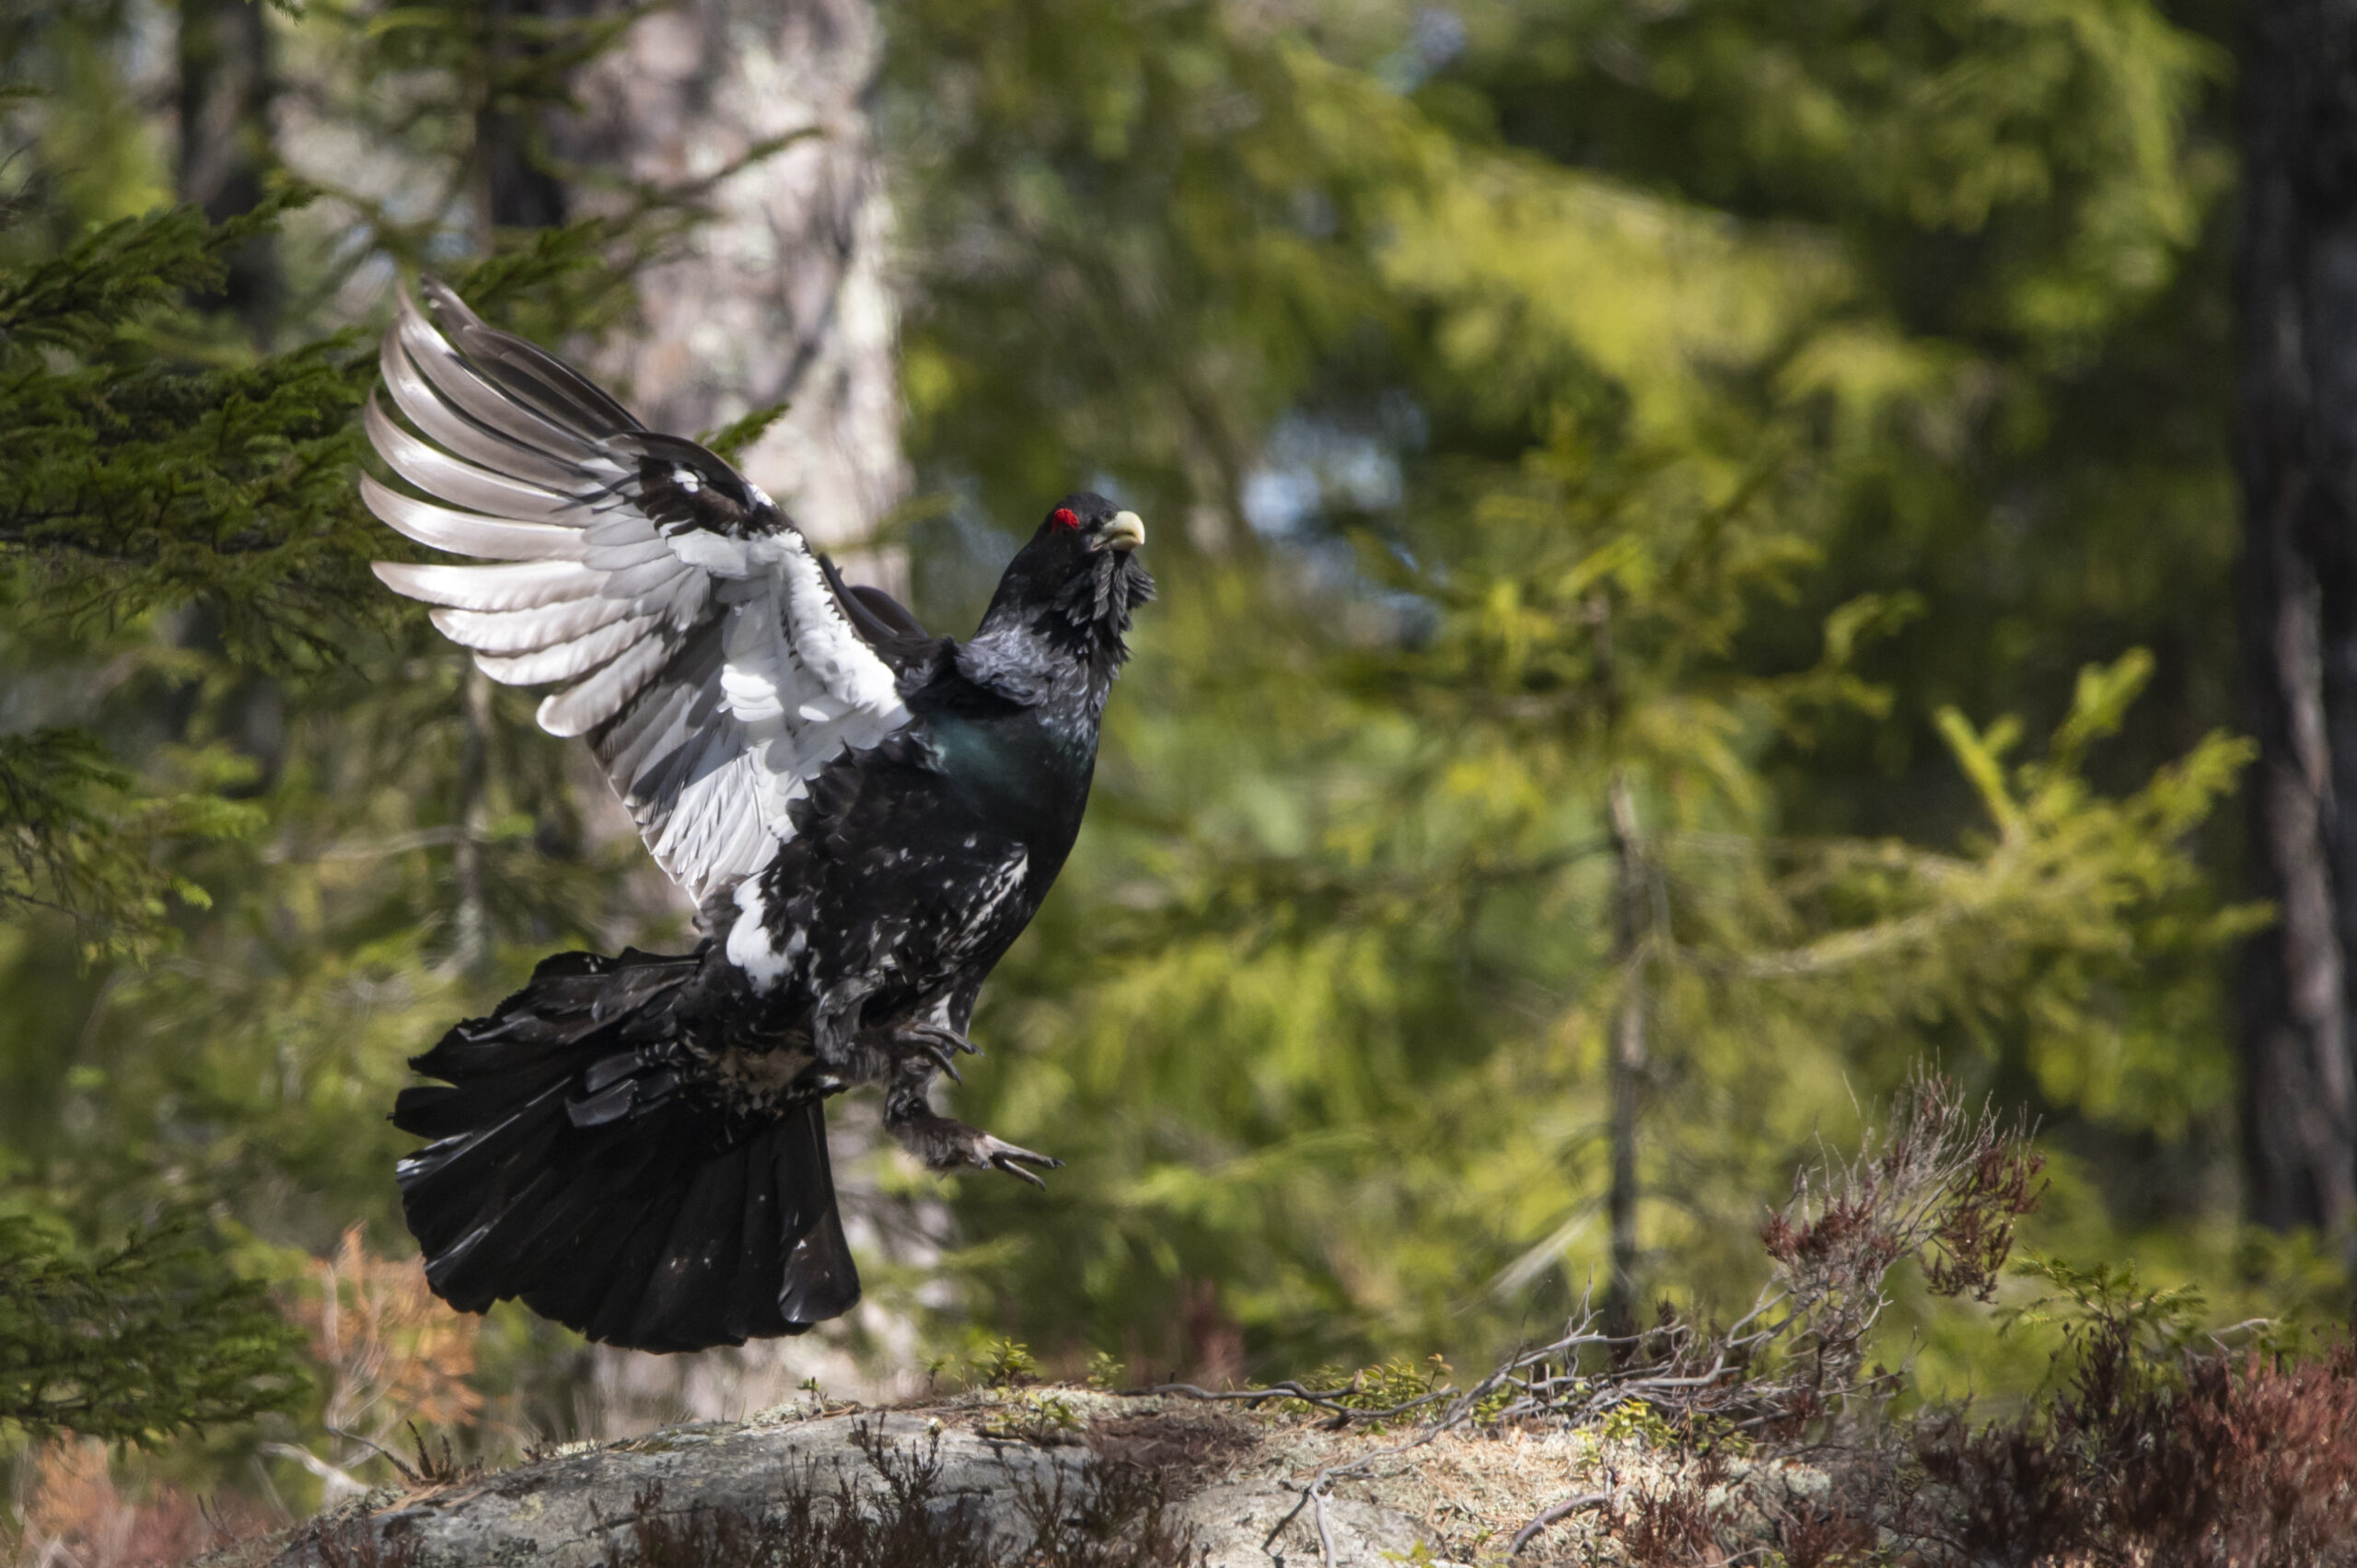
[539,635,679,738]
[373,559,604,611]
[364,397,579,521]
[430,595,641,655]
[396,308,604,466]
[470,616,658,684]
[360,473,580,560]
[379,336,584,491]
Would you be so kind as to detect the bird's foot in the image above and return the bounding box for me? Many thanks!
[891,1111,1062,1189]
[969,1132,1063,1189]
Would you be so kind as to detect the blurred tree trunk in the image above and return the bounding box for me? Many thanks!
[476,0,571,238]
[176,0,278,343]
[558,0,909,563]
[2235,0,2357,1233]
[175,1,288,776]
[523,0,920,1420]
[1603,772,1646,1332]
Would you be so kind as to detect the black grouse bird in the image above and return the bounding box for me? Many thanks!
[360,282,1150,1353]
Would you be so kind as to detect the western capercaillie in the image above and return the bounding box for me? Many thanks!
[362,281,1150,1353]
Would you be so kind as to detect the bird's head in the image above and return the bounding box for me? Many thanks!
[979,492,1155,669]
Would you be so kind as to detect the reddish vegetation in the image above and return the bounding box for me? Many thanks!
[1583,1324,2357,1567]
[10,1439,273,1568]
[1904,1330,2357,1565]
[284,1223,483,1442]
[1759,1074,2047,1311]
[1513,1079,2357,1566]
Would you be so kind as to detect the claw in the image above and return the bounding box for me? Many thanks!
[898,1026,980,1082]
[974,1134,1062,1190]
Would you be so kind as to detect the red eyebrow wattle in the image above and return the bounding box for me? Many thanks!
[1052,507,1079,529]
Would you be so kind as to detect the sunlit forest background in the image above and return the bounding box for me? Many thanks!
[5,0,2351,1547]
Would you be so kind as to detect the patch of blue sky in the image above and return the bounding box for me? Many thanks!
[1376,7,1468,94]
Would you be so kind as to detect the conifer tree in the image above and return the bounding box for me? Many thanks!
[0,189,362,1448]
[0,0,723,1469]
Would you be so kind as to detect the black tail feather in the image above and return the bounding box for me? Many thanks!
[392,947,860,1353]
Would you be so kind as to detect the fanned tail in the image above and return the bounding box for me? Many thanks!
[391,948,859,1353]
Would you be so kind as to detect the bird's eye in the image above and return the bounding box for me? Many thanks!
[1051,507,1079,530]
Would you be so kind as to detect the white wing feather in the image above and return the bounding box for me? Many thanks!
[362,284,913,913]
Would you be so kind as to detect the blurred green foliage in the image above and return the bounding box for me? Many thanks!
[0,0,2316,1516]
[0,1214,305,1446]
[882,0,2277,1381]
[0,194,380,665]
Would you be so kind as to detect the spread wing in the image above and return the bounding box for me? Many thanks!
[363,279,935,917]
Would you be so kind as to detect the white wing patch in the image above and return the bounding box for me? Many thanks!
[726,878,805,990]
[362,283,913,913]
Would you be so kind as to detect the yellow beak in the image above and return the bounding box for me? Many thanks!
[1102,510,1146,552]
